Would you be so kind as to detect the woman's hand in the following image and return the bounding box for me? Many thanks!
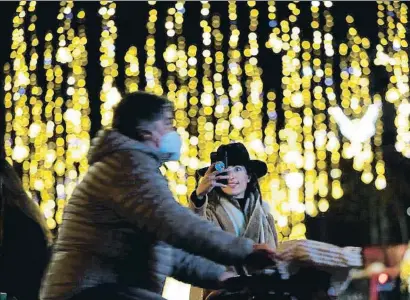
[196,164,229,198]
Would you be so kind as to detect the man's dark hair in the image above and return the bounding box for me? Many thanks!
[112,92,172,140]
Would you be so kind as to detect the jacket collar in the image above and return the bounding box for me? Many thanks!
[88,130,164,166]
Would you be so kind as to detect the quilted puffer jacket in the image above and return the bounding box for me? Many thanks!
[40,130,254,300]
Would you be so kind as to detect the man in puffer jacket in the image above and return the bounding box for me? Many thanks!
[40,92,278,300]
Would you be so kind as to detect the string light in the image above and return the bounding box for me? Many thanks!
[197,1,214,167]
[6,2,29,166]
[337,14,377,187]
[322,2,344,201]
[278,2,306,241]
[375,2,410,158]
[162,1,190,206]
[59,9,91,225]
[38,27,56,230]
[373,94,386,190]
[244,1,264,161]
[227,0,244,143]
[124,46,139,93]
[212,13,229,147]
[99,1,120,128]
[144,1,163,96]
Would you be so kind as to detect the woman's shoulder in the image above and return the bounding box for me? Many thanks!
[261,200,272,214]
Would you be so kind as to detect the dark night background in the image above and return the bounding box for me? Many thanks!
[0,1,408,248]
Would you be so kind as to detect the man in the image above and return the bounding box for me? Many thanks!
[40,92,277,300]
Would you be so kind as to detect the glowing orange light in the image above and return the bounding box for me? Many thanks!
[378,273,388,285]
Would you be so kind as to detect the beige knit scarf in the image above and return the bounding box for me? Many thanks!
[209,190,276,249]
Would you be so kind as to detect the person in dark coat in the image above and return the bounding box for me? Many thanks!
[0,158,53,300]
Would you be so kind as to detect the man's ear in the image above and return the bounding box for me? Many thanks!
[136,127,152,141]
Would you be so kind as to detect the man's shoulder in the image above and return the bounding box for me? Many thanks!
[98,148,156,170]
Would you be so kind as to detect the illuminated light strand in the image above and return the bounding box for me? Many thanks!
[338,16,365,164]
[227,0,244,142]
[124,46,140,93]
[197,1,214,167]
[373,94,386,190]
[163,1,190,205]
[7,1,29,166]
[162,4,179,197]
[58,9,91,225]
[338,15,377,186]
[264,1,282,235]
[212,14,230,148]
[47,1,75,230]
[310,1,330,216]
[278,2,306,241]
[24,1,40,199]
[3,1,25,163]
[322,2,343,201]
[99,1,121,128]
[377,2,410,158]
[243,1,265,163]
[40,30,57,229]
[3,61,12,160]
[186,44,199,198]
[144,1,163,96]
[394,3,410,158]
[394,3,409,157]
[266,0,282,54]
[265,90,282,226]
[301,38,317,219]
[173,1,191,205]
[244,2,272,214]
[299,10,317,221]
[26,1,50,217]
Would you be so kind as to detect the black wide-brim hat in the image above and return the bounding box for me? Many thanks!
[197,143,268,178]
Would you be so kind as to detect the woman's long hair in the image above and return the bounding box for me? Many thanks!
[0,159,53,245]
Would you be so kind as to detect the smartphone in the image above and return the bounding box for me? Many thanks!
[212,150,228,185]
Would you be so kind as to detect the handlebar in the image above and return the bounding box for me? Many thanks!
[212,267,335,300]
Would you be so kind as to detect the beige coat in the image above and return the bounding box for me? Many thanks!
[188,190,278,300]
[189,191,278,248]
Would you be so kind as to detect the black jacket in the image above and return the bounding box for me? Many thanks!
[0,204,50,300]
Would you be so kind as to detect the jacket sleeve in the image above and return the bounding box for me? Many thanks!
[188,191,208,217]
[171,248,226,289]
[95,151,254,267]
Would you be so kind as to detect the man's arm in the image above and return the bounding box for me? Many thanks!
[92,151,254,266]
[171,248,226,289]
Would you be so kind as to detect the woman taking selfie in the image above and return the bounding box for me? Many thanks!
[189,143,278,299]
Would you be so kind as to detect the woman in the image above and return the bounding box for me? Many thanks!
[0,158,53,300]
[189,143,278,299]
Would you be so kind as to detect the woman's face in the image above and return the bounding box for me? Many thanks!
[221,165,249,198]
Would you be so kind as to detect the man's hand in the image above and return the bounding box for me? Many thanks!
[218,271,237,283]
[244,243,282,270]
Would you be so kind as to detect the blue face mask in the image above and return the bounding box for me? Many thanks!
[159,131,182,161]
